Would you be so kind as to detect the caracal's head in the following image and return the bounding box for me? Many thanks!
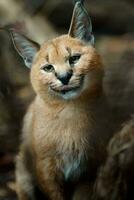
[7,1,103,101]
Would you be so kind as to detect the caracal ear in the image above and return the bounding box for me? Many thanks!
[2,23,40,68]
[68,0,94,45]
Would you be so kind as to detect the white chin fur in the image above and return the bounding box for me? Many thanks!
[61,90,81,100]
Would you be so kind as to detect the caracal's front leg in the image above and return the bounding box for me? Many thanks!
[36,157,65,200]
[16,151,36,200]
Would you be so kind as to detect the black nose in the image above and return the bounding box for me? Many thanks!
[56,71,72,85]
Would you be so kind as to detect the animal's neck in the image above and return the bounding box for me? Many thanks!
[36,84,103,110]
[34,88,117,165]
[35,87,115,138]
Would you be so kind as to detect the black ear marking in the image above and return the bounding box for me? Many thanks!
[1,23,40,68]
[68,1,94,45]
[74,0,85,4]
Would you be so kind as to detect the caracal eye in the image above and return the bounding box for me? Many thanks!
[69,54,81,66]
[41,64,54,73]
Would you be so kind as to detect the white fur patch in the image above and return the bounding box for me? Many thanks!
[61,89,81,100]
[62,153,85,181]
[64,159,80,180]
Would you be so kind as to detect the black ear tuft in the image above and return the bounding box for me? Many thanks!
[68,1,94,45]
[1,23,40,68]
[74,0,84,4]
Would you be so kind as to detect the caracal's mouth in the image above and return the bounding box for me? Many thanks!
[50,76,84,95]
[50,85,81,94]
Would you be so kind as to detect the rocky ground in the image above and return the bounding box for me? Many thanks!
[0,0,134,199]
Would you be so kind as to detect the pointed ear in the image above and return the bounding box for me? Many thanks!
[3,24,40,68]
[68,1,94,45]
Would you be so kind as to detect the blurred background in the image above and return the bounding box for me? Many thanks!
[0,0,134,199]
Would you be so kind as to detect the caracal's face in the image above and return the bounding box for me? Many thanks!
[7,1,103,101]
[31,35,102,100]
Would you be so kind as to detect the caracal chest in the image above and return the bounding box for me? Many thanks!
[34,105,91,180]
[35,104,90,141]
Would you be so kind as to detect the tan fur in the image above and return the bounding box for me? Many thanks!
[16,35,115,200]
